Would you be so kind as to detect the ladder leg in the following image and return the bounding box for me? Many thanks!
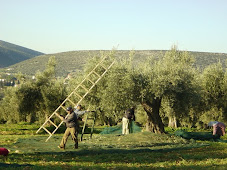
[81,114,88,141]
[90,112,97,139]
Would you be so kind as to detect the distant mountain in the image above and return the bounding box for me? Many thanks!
[3,50,226,78]
[0,40,44,68]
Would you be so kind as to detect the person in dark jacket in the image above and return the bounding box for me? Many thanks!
[57,105,87,149]
[122,107,135,134]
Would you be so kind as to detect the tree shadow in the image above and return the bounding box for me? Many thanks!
[4,143,227,169]
[8,143,217,163]
[0,162,33,168]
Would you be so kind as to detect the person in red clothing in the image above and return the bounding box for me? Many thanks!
[213,122,226,139]
[0,148,9,161]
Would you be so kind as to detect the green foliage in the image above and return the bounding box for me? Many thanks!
[0,87,20,123]
[201,62,225,107]
[38,79,67,123]
[0,48,227,131]
[98,63,135,119]
[153,47,201,127]
[151,47,195,96]
[224,69,227,116]
[127,46,201,131]
[0,56,67,124]
[199,62,226,122]
[199,108,225,125]
[73,47,226,130]
[16,82,40,122]
[81,52,136,124]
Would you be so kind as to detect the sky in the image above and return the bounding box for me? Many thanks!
[1,0,227,54]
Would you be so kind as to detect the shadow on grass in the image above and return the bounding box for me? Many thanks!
[159,164,226,170]
[3,132,227,169]
[5,146,227,170]
[3,139,227,169]
[0,162,33,168]
[7,144,214,163]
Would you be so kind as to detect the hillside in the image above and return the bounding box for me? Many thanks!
[2,50,227,77]
[0,40,44,68]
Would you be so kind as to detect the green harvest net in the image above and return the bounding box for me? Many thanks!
[100,121,141,134]
[174,129,227,142]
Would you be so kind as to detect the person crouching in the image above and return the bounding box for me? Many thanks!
[0,147,9,161]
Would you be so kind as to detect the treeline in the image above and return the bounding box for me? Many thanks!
[0,56,67,124]
[4,50,227,78]
[0,47,226,133]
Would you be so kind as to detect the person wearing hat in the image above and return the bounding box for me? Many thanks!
[57,105,88,149]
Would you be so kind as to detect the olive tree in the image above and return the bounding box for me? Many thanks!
[0,56,67,123]
[132,46,199,132]
[35,56,67,123]
[75,48,200,133]
[200,62,226,123]
[80,51,135,125]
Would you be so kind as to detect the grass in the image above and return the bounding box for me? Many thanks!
[0,123,40,135]
[0,124,227,169]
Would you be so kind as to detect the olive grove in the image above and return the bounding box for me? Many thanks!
[0,48,226,134]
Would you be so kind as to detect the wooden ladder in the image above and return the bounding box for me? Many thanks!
[80,107,97,141]
[36,52,115,141]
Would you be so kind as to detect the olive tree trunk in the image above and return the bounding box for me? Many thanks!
[142,98,165,134]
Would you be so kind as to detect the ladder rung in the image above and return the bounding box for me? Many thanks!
[86,78,95,85]
[74,92,83,99]
[48,119,58,128]
[93,71,101,77]
[60,105,67,111]
[36,111,59,133]
[80,84,89,92]
[42,127,52,135]
[45,121,64,142]
[60,101,66,107]
[66,98,77,106]
[82,88,93,98]
[94,74,105,84]
[100,64,107,70]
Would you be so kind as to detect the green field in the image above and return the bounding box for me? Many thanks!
[0,124,227,169]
